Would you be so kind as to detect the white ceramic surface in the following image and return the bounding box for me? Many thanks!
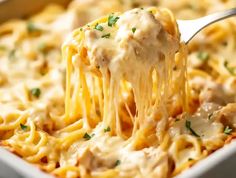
[0,1,236,178]
[0,148,53,178]
[177,141,236,178]
[1,141,236,178]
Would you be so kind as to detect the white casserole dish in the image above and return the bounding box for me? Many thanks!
[1,141,236,178]
[0,1,235,178]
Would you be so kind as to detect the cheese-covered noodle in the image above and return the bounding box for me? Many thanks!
[0,0,236,178]
[62,7,187,177]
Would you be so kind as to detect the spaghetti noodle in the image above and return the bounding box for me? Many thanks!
[0,0,236,178]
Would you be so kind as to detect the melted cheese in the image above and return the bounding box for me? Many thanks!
[1,1,236,178]
[62,7,187,178]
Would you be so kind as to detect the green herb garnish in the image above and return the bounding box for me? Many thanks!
[83,133,91,140]
[208,113,213,120]
[104,126,111,132]
[27,21,41,33]
[30,88,41,98]
[197,51,209,61]
[108,15,119,27]
[0,45,6,51]
[38,43,46,52]
[175,118,180,122]
[101,33,110,38]
[185,120,200,137]
[83,133,94,140]
[224,60,235,75]
[114,160,121,167]
[132,27,136,33]
[224,126,233,135]
[8,49,16,60]
[20,123,28,131]
[94,23,104,31]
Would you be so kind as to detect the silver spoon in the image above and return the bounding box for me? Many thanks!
[177,8,236,43]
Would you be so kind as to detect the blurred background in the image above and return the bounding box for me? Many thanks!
[0,0,71,23]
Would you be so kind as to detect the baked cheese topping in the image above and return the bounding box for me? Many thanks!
[62,7,187,177]
[0,1,236,178]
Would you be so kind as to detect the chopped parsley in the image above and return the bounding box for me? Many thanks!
[94,23,104,31]
[108,15,119,27]
[188,158,193,161]
[224,60,235,75]
[8,49,16,60]
[185,120,200,137]
[175,118,180,122]
[224,126,233,135]
[0,45,6,51]
[101,33,110,38]
[104,126,111,132]
[20,123,28,131]
[132,27,136,33]
[197,51,209,61]
[83,133,94,140]
[27,21,41,33]
[208,113,213,120]
[38,43,46,53]
[30,88,41,98]
[114,160,121,167]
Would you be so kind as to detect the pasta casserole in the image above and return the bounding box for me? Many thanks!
[0,0,236,178]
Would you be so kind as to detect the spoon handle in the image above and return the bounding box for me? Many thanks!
[177,8,236,43]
